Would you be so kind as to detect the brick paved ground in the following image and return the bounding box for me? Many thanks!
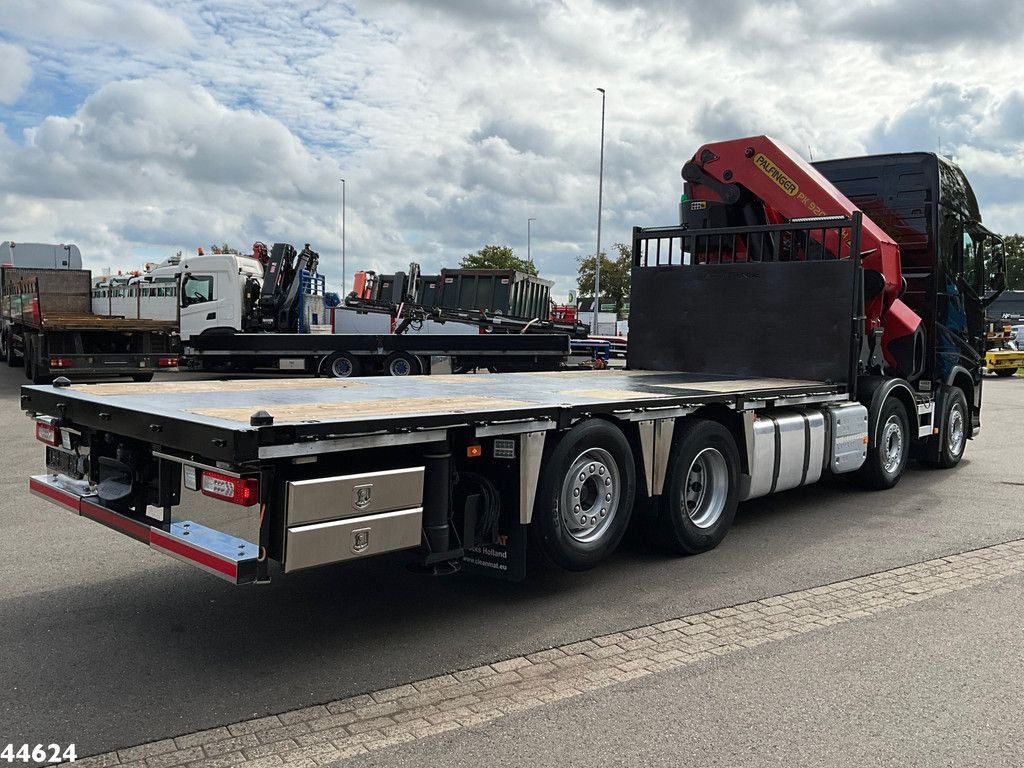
[71,538,1024,768]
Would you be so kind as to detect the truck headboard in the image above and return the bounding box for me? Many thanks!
[628,217,862,385]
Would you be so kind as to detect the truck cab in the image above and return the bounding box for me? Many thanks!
[176,254,264,341]
[813,153,1006,430]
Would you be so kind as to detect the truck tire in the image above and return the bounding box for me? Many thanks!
[856,397,909,490]
[927,386,968,469]
[325,352,361,378]
[532,419,635,571]
[131,373,155,383]
[658,419,740,555]
[993,367,1017,377]
[385,352,421,377]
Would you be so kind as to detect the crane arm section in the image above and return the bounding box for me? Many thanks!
[681,135,924,381]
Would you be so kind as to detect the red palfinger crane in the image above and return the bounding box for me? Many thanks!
[680,135,924,380]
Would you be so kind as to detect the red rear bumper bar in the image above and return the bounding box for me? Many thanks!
[30,475,260,584]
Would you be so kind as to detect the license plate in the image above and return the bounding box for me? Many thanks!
[46,446,84,479]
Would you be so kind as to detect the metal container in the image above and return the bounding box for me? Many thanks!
[438,269,553,320]
[823,402,869,474]
[740,409,826,500]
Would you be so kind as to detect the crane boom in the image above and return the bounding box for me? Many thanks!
[681,135,924,381]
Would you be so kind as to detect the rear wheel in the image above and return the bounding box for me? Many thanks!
[856,397,909,490]
[131,373,154,383]
[658,419,740,555]
[993,367,1017,377]
[385,352,421,377]
[325,352,361,379]
[532,419,635,571]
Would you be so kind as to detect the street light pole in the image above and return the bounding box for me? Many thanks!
[528,217,536,265]
[340,178,346,290]
[593,87,606,335]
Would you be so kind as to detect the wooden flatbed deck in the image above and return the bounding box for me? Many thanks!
[36,312,177,331]
[22,370,848,464]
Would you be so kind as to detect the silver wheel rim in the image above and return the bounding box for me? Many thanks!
[330,357,354,378]
[948,403,965,456]
[389,358,412,376]
[559,448,621,544]
[881,414,904,474]
[682,448,729,529]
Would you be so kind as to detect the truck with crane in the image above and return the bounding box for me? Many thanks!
[22,136,1004,585]
[104,243,578,377]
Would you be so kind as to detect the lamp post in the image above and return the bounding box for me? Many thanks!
[528,217,536,265]
[593,87,606,335]
[340,178,346,290]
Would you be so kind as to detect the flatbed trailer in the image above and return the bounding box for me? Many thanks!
[21,139,1003,586]
[185,330,571,377]
[2,268,177,383]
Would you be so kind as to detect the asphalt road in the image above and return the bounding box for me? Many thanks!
[1,364,1022,756]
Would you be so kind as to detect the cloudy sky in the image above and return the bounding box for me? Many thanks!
[1,0,1022,298]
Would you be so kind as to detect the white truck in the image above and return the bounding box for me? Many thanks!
[94,244,571,377]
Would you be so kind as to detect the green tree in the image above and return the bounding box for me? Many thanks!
[1003,234,1024,290]
[577,242,631,316]
[211,243,241,255]
[460,244,537,275]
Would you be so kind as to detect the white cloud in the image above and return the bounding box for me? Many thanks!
[0,43,32,104]
[0,0,194,49]
[0,0,1022,298]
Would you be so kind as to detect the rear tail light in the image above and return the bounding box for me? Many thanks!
[157,357,178,367]
[200,471,259,506]
[50,358,74,368]
[35,420,59,446]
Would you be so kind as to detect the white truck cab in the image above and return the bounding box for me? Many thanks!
[177,254,264,340]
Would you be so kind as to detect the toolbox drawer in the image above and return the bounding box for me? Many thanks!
[284,507,423,572]
[286,467,424,526]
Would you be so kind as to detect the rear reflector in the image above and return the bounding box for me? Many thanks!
[157,357,178,367]
[50,358,74,368]
[201,470,258,506]
[35,420,59,446]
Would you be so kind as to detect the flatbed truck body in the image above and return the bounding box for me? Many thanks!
[22,137,1004,585]
[2,267,177,383]
[24,369,852,582]
[184,330,571,377]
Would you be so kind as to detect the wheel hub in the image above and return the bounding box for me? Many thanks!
[560,448,620,544]
[682,448,728,529]
[881,415,904,474]
[331,358,353,378]
[948,404,965,456]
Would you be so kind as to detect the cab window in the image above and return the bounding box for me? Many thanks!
[181,274,214,306]
[962,231,980,293]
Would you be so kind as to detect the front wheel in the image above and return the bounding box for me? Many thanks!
[532,419,636,571]
[658,419,740,555]
[930,386,968,468]
[856,397,910,490]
